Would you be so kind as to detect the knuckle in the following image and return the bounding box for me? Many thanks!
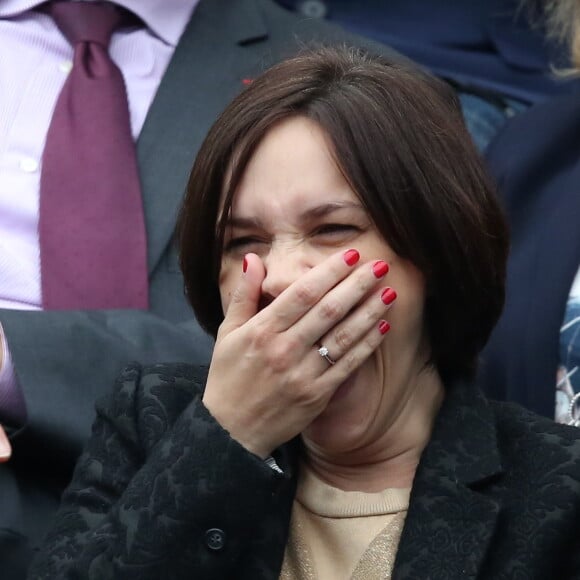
[294,281,318,308]
[355,271,373,294]
[265,343,294,372]
[341,350,361,373]
[263,334,305,373]
[365,331,383,351]
[334,326,353,350]
[293,382,318,407]
[363,303,379,322]
[284,334,303,353]
[250,323,275,350]
[231,285,244,303]
[318,297,344,323]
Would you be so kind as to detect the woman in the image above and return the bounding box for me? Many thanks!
[29,46,580,579]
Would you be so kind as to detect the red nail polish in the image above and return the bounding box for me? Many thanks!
[378,320,391,335]
[372,260,389,278]
[381,287,397,305]
[242,256,248,273]
[343,249,360,266]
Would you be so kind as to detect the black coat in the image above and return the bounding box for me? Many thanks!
[29,363,580,579]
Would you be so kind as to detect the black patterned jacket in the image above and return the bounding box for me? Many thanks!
[28,363,580,579]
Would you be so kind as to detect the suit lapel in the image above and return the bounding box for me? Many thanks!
[393,383,503,579]
[136,0,269,273]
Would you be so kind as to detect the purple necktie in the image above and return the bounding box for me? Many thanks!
[39,1,148,310]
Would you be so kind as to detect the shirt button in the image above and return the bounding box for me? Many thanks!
[205,528,226,551]
[59,60,73,73]
[19,158,39,173]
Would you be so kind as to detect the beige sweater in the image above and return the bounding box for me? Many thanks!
[280,465,410,580]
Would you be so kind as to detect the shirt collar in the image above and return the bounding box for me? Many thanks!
[114,0,200,46]
[0,0,201,47]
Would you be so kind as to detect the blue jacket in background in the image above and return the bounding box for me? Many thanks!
[278,0,578,104]
[480,93,580,417]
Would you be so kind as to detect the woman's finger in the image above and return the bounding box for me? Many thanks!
[291,259,391,348]
[218,253,265,337]
[316,318,392,393]
[313,285,395,369]
[254,248,361,332]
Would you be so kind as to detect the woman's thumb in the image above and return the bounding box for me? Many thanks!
[219,253,265,335]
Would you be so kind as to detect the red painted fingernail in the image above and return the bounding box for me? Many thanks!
[381,287,397,305]
[378,320,391,335]
[343,249,360,266]
[242,256,248,273]
[372,260,389,278]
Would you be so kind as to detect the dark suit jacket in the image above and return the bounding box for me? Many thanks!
[28,362,580,579]
[479,93,580,418]
[0,1,404,577]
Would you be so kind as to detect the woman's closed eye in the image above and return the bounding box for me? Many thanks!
[312,223,362,242]
[223,235,266,254]
[223,224,364,255]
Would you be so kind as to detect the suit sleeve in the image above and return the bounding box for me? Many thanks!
[0,308,213,459]
[27,363,295,580]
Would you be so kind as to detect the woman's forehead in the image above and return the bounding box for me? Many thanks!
[227,119,352,201]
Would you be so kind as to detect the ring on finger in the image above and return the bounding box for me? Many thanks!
[317,345,336,366]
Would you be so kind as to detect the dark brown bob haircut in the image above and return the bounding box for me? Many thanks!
[179,45,509,384]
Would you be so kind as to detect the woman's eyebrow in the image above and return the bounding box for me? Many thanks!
[225,201,365,229]
[299,201,365,221]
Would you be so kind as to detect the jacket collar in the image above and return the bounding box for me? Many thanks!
[393,381,503,579]
[136,0,269,273]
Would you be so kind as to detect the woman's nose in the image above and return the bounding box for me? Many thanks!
[260,247,314,301]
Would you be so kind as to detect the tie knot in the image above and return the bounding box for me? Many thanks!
[48,1,124,47]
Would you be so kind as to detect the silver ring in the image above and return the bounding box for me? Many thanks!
[317,345,336,365]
